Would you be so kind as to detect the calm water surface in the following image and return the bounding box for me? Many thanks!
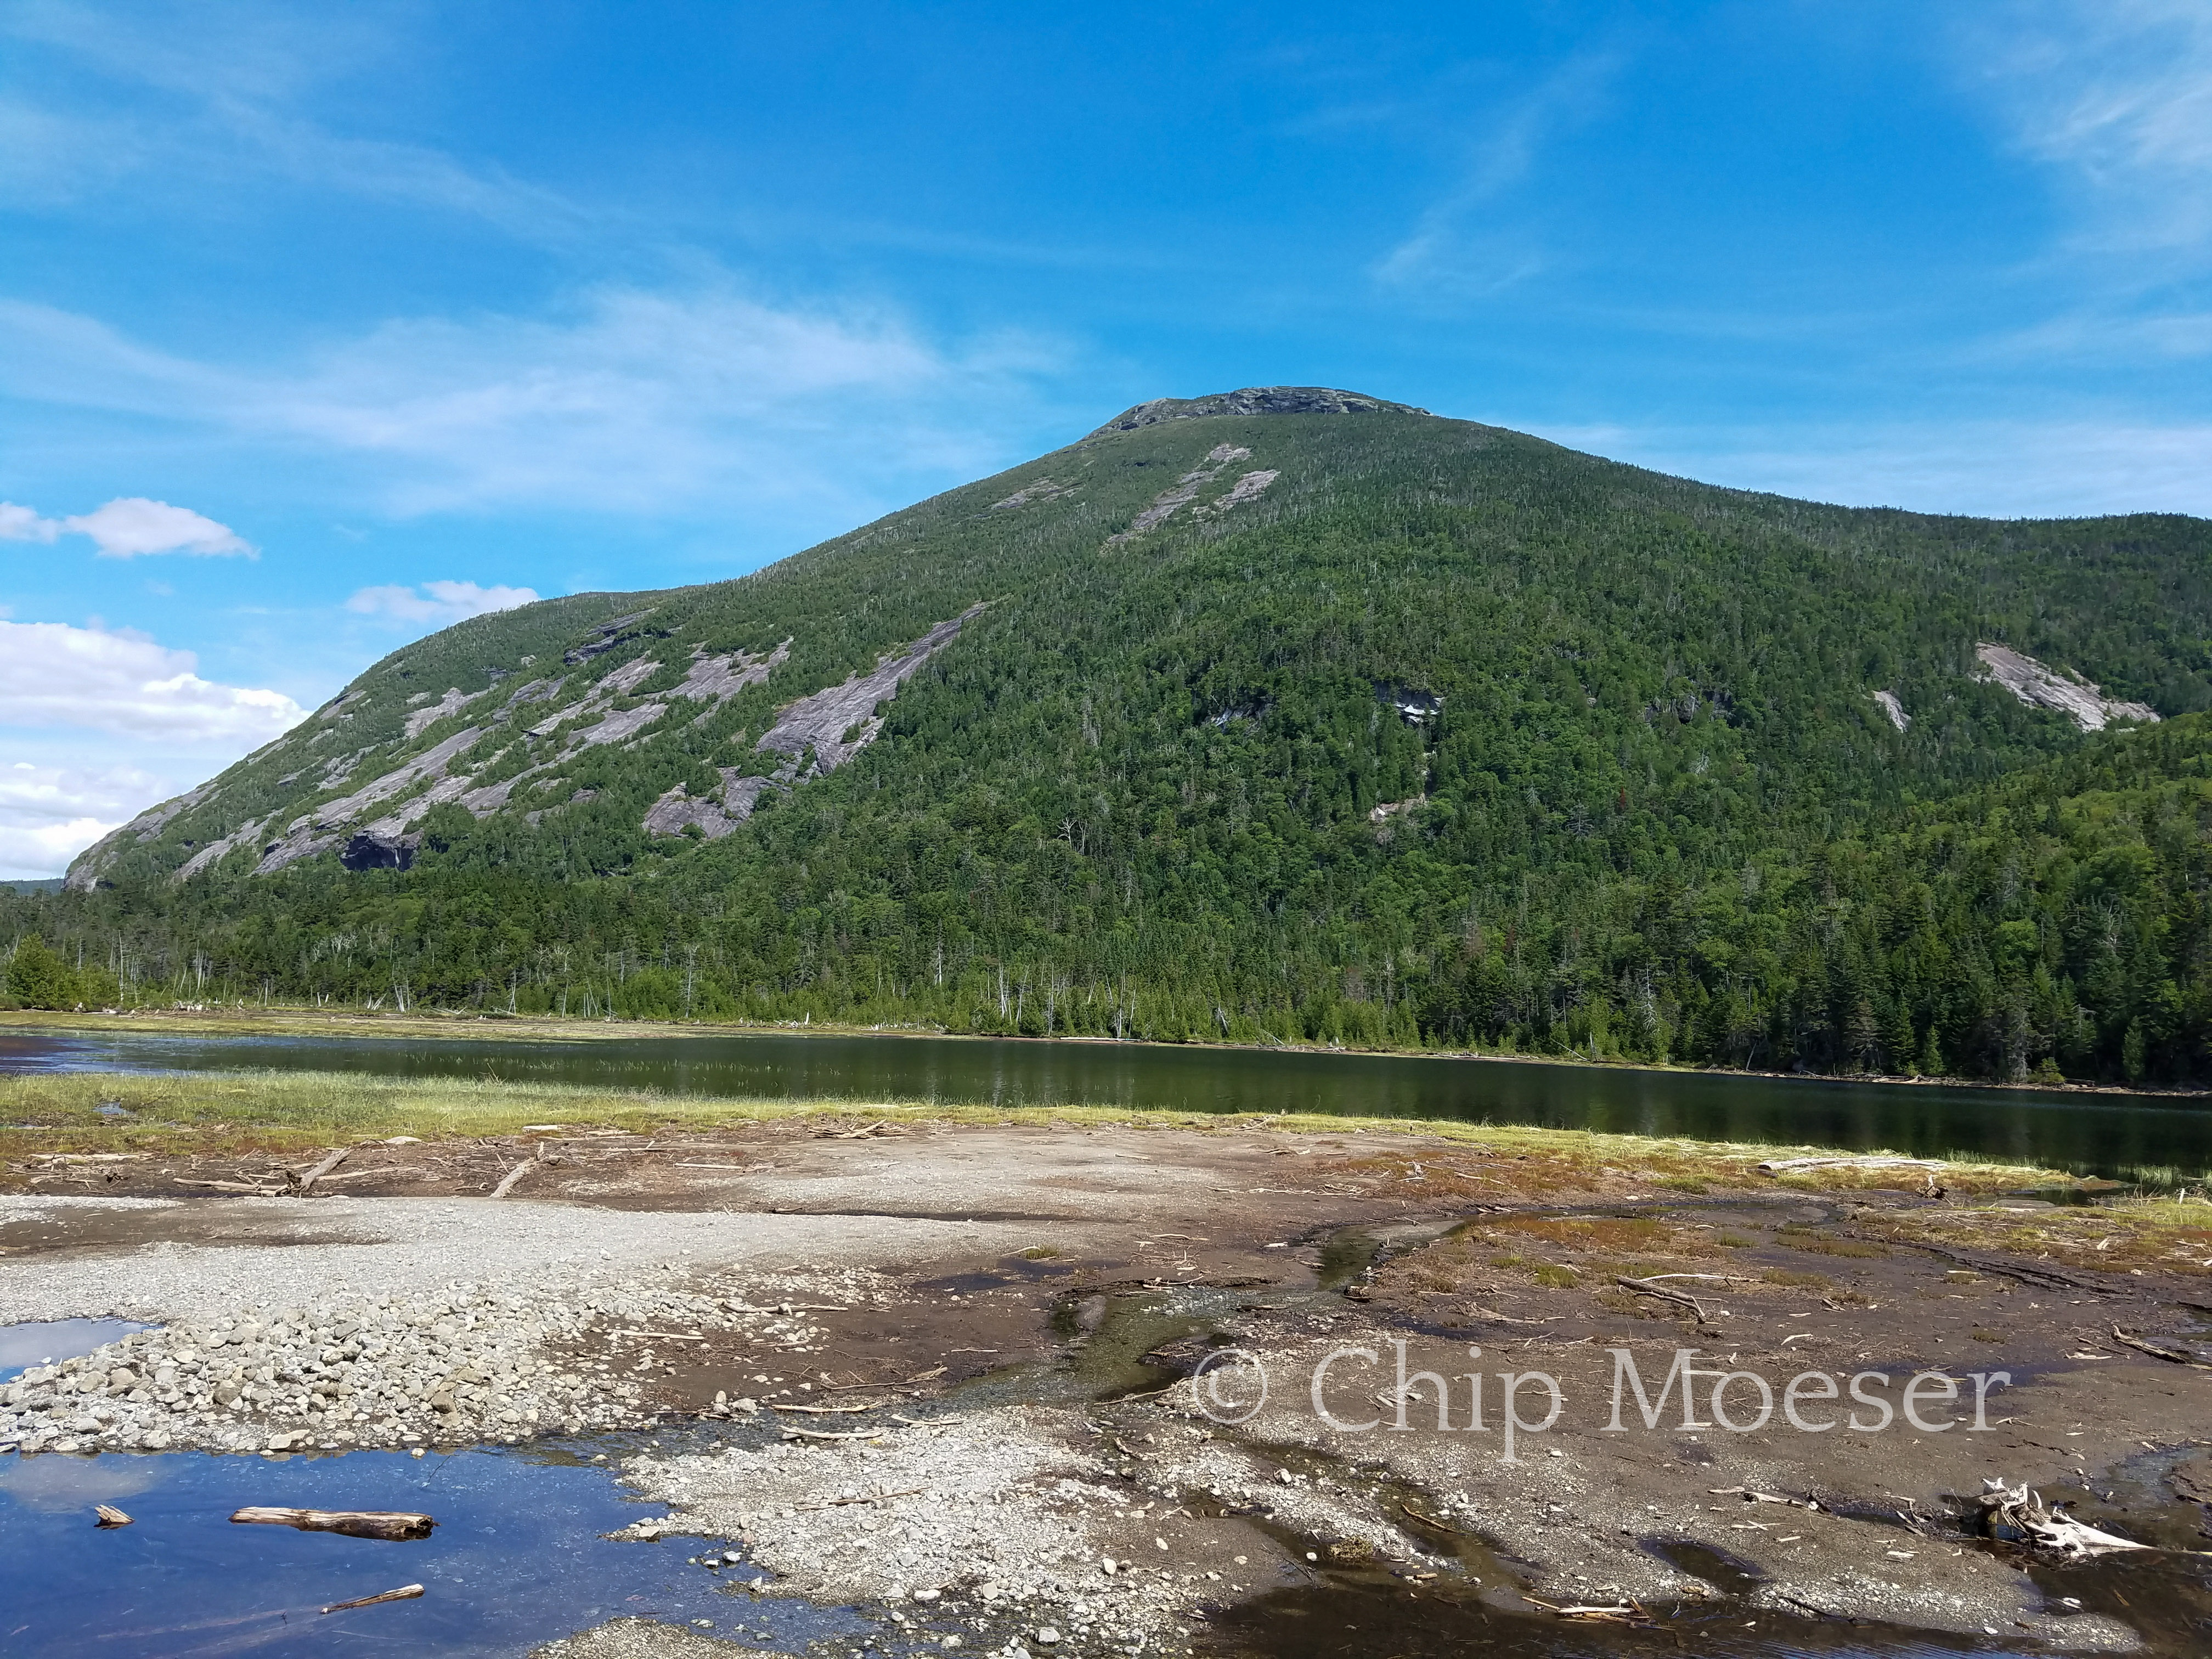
[0,1443,843,1657]
[4,1025,2210,1182]
[0,1319,153,1382]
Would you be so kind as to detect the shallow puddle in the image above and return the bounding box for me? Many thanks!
[0,1318,154,1381]
[0,1442,867,1657]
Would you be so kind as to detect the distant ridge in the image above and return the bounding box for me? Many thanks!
[1087,385,1429,437]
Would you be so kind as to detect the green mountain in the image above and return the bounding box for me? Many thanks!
[16,387,2212,1082]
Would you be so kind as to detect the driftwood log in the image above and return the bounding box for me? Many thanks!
[2111,1325,2212,1370]
[230,1507,435,1541]
[1525,1596,1652,1626]
[1615,1275,1712,1320]
[321,1583,425,1614]
[1979,1480,2148,1557]
[1756,1155,1944,1173]
[488,1160,534,1199]
[93,1504,133,1527]
[1710,1484,1821,1510]
[292,1146,351,1195]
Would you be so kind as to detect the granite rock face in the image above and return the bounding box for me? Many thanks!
[1974,642,2159,732]
[63,786,216,892]
[639,606,983,841]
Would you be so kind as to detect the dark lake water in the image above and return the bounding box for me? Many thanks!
[5,1025,2210,1183]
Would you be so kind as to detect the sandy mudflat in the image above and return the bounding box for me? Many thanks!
[8,1119,2208,1655]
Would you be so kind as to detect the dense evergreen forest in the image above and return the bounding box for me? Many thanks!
[10,392,2212,1085]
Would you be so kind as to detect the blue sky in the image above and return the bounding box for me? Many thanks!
[3,0,2210,874]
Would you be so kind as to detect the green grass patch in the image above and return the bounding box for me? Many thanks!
[0,1066,2076,1201]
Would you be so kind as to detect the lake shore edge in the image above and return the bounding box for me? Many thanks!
[5,1005,2205,1104]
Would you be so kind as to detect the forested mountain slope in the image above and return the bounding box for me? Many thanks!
[15,387,2212,1082]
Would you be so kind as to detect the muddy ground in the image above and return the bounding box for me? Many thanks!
[8,1119,2212,1656]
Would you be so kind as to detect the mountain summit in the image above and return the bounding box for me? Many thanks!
[1087,386,1431,435]
[41,393,2212,1081]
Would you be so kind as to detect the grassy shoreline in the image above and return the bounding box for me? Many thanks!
[4,1006,2206,1101]
[11,1066,2210,1288]
[1,1064,2071,1189]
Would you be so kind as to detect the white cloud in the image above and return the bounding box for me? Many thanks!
[0,285,1059,522]
[60,496,251,557]
[0,759,168,879]
[0,618,304,741]
[1,495,249,555]
[0,502,60,541]
[346,579,541,625]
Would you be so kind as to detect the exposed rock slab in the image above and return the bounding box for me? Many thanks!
[403,686,486,740]
[641,613,977,839]
[563,610,654,665]
[643,786,743,842]
[1194,467,1279,517]
[752,607,981,774]
[1976,642,2159,732]
[673,640,789,704]
[1108,446,1250,542]
[247,726,486,877]
[64,785,217,891]
[171,815,269,882]
[991,478,1076,510]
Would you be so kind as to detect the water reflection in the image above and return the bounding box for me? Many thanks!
[0,1444,850,1657]
[0,1318,154,1382]
[5,1025,2210,1182]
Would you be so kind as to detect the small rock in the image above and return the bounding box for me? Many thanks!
[1035,1629,1062,1646]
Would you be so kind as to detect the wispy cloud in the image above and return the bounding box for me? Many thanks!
[1372,52,1624,301]
[1538,415,2212,520]
[1975,1,2212,257]
[0,1,586,242]
[0,284,1062,520]
[1972,308,2212,370]
[346,580,541,627]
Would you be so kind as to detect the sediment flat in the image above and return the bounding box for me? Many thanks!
[6,1101,2209,1655]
